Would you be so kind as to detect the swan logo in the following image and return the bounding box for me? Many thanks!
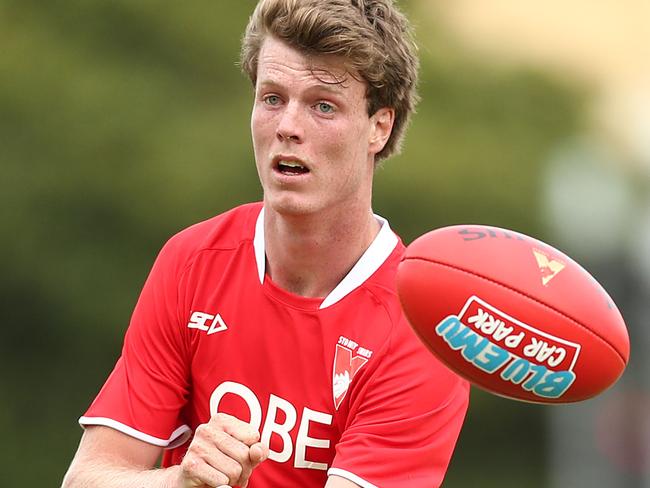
[333,337,372,410]
[533,249,566,286]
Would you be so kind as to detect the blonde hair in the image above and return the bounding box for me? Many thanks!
[240,0,419,161]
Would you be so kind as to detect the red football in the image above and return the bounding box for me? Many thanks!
[396,225,630,404]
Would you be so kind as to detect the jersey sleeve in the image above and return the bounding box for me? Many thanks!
[80,233,194,448]
[328,319,470,488]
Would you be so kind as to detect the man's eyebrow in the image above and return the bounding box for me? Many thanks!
[307,82,349,95]
[257,78,350,95]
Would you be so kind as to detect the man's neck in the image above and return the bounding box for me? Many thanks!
[263,204,382,299]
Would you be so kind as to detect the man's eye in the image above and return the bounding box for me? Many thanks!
[264,95,281,106]
[316,102,334,113]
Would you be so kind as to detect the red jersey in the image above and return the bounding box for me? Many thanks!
[81,203,469,487]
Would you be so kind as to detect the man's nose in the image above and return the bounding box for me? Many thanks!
[276,101,304,143]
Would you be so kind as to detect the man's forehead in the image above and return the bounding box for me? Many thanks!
[257,37,358,88]
[260,65,353,87]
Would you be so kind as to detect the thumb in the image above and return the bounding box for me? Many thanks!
[249,442,270,467]
[239,442,269,488]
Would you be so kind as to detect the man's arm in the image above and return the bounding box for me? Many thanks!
[61,426,180,488]
[62,414,269,488]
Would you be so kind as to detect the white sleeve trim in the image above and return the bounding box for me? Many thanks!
[327,467,378,488]
[79,416,192,449]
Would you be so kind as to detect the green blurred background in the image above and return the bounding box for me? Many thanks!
[2,1,649,486]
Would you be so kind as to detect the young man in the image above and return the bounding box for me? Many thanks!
[62,1,469,487]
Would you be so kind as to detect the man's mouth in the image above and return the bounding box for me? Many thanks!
[275,159,310,175]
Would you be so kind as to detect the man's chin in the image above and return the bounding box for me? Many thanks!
[264,195,320,218]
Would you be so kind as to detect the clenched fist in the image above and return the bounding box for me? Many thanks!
[179,413,269,488]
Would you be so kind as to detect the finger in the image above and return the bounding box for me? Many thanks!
[212,413,261,446]
[206,422,260,487]
[211,427,252,467]
[193,421,251,472]
[203,446,246,485]
[181,456,231,488]
[185,427,247,486]
[200,414,265,486]
[214,435,259,487]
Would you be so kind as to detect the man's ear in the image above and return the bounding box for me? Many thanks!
[368,107,395,155]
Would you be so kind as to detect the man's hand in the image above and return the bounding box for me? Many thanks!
[179,413,269,488]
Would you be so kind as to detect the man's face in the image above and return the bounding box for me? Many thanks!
[251,36,392,218]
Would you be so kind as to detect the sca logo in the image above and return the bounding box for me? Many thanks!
[186,311,228,335]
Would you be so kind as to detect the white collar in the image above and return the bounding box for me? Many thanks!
[254,207,399,309]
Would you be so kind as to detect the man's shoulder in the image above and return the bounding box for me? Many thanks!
[151,202,261,275]
[167,202,262,254]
